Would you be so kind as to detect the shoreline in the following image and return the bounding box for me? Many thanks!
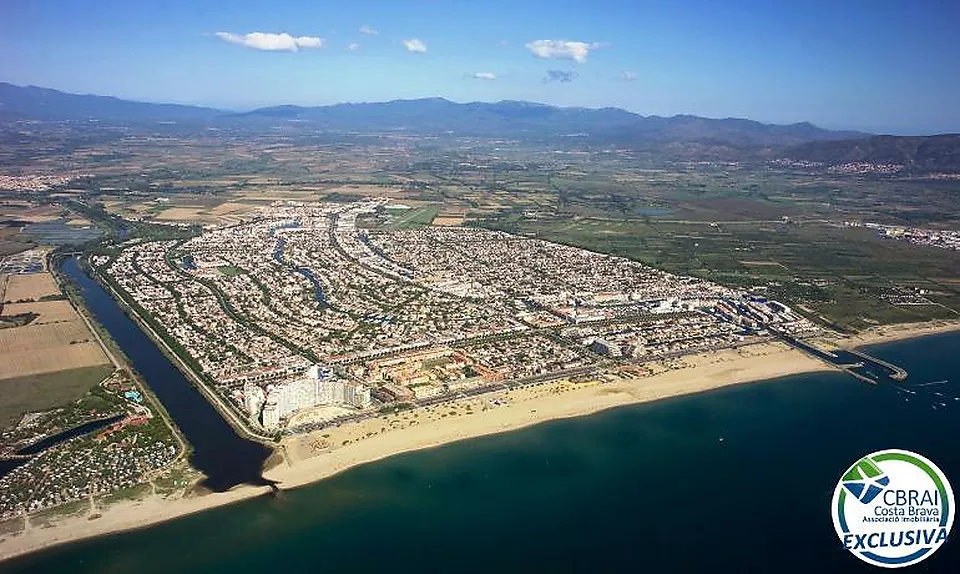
[809,318,960,351]
[1,321,958,561]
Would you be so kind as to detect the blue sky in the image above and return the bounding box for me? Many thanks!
[2,0,959,133]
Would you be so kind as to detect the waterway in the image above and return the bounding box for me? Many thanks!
[0,415,124,479]
[4,331,959,573]
[271,229,327,304]
[59,257,273,492]
[15,415,123,457]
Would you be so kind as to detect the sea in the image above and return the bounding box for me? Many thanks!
[1,330,957,573]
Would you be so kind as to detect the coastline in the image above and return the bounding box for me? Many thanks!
[1,321,958,561]
[812,318,960,348]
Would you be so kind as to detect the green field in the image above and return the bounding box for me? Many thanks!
[217,265,244,277]
[389,206,439,229]
[0,364,115,428]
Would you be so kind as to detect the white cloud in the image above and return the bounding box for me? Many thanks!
[525,39,604,63]
[293,36,324,49]
[347,43,361,51]
[360,25,378,36]
[403,38,427,53]
[620,71,637,81]
[471,72,497,80]
[215,31,325,52]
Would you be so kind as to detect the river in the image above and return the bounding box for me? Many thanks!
[60,257,272,491]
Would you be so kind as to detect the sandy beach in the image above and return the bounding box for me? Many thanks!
[835,319,960,346]
[0,484,273,562]
[1,322,957,561]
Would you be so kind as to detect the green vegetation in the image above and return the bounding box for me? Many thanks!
[217,265,243,277]
[66,199,201,242]
[0,364,114,429]
[30,500,87,526]
[389,205,439,229]
[0,312,39,329]
[100,483,152,505]
[378,402,414,415]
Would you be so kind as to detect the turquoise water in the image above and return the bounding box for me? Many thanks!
[3,333,959,573]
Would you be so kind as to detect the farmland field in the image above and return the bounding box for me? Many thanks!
[389,205,439,229]
[2,300,82,324]
[0,365,115,428]
[0,321,107,379]
[1,272,59,303]
[0,273,109,382]
[0,268,113,428]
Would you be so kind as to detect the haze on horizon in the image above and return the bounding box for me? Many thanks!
[2,0,959,135]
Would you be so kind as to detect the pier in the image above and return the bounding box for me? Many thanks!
[846,349,908,381]
[771,329,908,384]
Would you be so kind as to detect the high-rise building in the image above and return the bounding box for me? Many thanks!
[344,381,372,408]
[243,382,265,420]
[262,397,280,429]
[258,363,371,429]
[275,376,320,418]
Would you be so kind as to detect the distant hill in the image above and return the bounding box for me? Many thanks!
[0,81,865,146]
[236,98,647,135]
[784,134,960,173]
[237,98,864,146]
[0,82,220,121]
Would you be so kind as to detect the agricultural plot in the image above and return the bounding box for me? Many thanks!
[388,205,439,229]
[0,365,114,429]
[0,321,107,379]
[432,211,467,226]
[1,300,78,324]
[0,268,110,412]
[1,272,58,303]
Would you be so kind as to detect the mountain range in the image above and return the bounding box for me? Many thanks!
[1,82,958,171]
[0,82,219,122]
[0,82,862,147]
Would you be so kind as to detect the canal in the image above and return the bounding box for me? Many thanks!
[16,414,124,456]
[0,415,125,479]
[60,257,273,491]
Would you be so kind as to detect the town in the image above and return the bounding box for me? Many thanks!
[0,371,182,520]
[866,222,960,252]
[93,199,817,435]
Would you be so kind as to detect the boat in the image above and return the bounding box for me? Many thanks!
[917,380,948,387]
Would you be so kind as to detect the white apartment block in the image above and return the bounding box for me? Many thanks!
[250,363,372,429]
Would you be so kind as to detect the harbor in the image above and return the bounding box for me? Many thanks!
[773,330,909,384]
